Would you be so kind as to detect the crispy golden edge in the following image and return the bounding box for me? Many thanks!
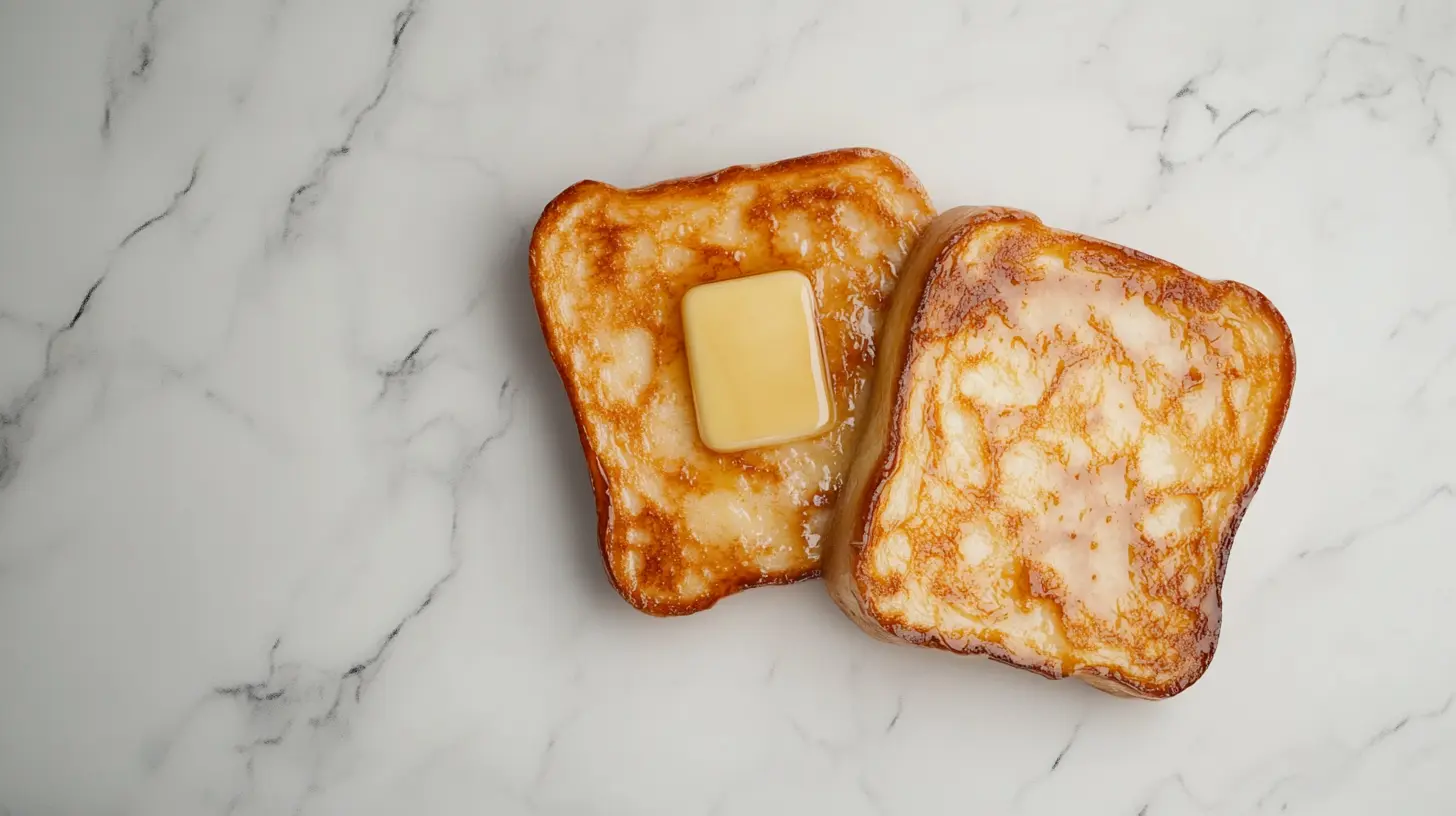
[826,206,1296,697]
[529,148,933,616]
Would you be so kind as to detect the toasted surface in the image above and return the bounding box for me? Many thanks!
[530,149,933,615]
[826,207,1294,697]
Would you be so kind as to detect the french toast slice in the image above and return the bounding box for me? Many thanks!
[825,207,1294,698]
[530,149,933,615]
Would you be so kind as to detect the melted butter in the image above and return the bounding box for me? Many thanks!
[682,270,835,453]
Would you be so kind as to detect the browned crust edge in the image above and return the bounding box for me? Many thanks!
[830,206,1296,698]
[527,148,932,616]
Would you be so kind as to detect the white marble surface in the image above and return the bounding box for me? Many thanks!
[1,0,1454,813]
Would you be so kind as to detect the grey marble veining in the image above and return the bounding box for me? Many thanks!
[1,0,1453,813]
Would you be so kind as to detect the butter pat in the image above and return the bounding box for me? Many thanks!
[681,270,835,453]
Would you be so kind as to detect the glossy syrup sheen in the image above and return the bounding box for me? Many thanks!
[530,149,934,615]
[828,207,1294,698]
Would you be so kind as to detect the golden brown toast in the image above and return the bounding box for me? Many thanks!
[530,149,933,615]
[825,207,1294,698]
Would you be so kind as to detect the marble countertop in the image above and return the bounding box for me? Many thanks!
[2,0,1454,813]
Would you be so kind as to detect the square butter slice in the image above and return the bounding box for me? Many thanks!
[681,270,835,453]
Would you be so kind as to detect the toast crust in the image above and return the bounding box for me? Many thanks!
[826,207,1294,698]
[530,149,933,615]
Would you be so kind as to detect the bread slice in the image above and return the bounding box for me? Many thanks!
[825,207,1294,697]
[530,149,933,615]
